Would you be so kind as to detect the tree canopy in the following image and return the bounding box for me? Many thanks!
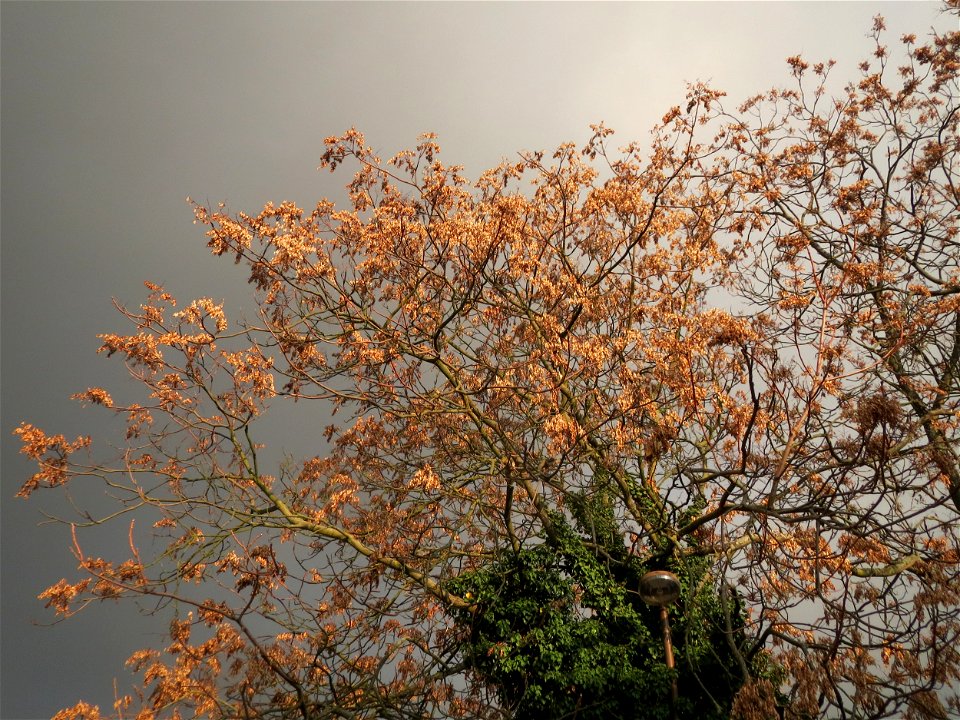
[17,17,960,720]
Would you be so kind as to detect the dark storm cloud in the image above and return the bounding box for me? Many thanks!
[2,3,950,717]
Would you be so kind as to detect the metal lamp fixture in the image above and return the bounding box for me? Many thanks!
[639,570,681,712]
[638,570,681,606]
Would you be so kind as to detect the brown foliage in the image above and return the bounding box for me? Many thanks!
[18,19,960,720]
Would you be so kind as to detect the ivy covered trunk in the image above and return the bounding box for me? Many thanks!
[448,497,779,719]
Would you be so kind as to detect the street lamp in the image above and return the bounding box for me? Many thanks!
[639,570,681,712]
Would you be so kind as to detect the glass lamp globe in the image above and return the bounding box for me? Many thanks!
[638,570,681,606]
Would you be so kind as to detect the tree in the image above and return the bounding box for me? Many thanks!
[16,18,960,720]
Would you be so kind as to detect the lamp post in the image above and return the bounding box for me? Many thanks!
[639,570,681,714]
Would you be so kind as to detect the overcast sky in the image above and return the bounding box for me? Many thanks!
[2,2,954,718]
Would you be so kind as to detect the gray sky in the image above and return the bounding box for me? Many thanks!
[2,2,953,718]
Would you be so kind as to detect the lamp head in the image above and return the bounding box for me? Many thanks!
[638,570,681,606]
